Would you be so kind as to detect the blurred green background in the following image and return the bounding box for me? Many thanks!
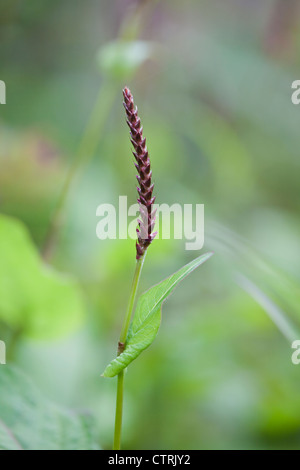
[1,0,300,450]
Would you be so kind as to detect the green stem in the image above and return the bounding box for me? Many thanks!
[119,256,145,344]
[113,255,146,450]
[42,81,117,261]
[113,370,124,450]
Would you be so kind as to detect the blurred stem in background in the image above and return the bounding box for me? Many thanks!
[114,256,145,450]
[120,0,154,41]
[41,0,158,262]
[41,81,116,261]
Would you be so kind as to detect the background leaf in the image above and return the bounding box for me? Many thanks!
[103,252,213,378]
[0,366,99,450]
[0,215,85,339]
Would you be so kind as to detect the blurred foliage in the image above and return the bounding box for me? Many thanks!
[0,0,300,450]
[0,214,84,339]
[0,366,99,450]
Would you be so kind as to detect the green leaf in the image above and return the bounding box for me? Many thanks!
[97,40,154,79]
[102,252,213,378]
[0,366,99,450]
[0,215,85,339]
